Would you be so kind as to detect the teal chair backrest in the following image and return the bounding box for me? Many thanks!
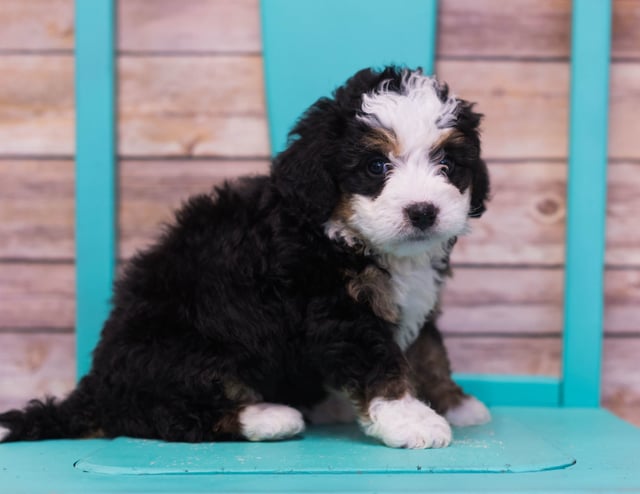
[75,0,116,378]
[75,0,611,408]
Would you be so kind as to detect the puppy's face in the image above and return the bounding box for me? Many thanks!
[332,70,489,256]
[272,66,489,256]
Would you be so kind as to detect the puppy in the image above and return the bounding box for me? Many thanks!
[0,66,490,449]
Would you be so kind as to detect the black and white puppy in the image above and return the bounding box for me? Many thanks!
[0,66,490,449]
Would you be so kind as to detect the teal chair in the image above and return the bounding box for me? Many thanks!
[1,0,639,491]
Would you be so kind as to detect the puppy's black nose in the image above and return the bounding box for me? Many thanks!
[404,202,439,230]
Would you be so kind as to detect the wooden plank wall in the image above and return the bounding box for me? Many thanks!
[0,0,639,426]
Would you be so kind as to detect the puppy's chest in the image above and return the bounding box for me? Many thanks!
[346,253,445,351]
[386,255,443,351]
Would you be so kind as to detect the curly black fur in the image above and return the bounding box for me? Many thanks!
[0,66,489,443]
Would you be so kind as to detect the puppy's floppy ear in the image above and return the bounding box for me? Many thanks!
[271,97,344,223]
[469,158,490,218]
[455,100,490,218]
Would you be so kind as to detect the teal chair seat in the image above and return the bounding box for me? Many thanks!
[2,0,639,492]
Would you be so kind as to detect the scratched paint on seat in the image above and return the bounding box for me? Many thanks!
[74,415,574,475]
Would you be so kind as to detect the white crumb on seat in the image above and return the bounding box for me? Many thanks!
[305,390,356,425]
[360,393,452,449]
[239,403,305,441]
[445,395,492,427]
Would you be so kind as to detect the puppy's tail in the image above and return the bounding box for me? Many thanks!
[0,377,99,442]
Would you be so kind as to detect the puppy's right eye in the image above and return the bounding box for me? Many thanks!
[368,159,390,176]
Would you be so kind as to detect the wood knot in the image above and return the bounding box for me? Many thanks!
[533,195,565,224]
[536,198,559,216]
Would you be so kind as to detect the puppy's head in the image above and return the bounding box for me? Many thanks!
[272,66,489,257]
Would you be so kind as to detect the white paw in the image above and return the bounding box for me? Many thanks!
[0,425,9,441]
[305,390,356,425]
[239,403,305,441]
[445,396,491,427]
[360,393,452,449]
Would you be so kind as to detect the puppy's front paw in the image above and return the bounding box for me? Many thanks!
[445,395,491,427]
[360,393,452,449]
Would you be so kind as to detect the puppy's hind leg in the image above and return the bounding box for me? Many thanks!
[222,378,305,441]
[443,395,491,427]
[238,403,305,441]
[131,395,303,442]
[406,318,491,427]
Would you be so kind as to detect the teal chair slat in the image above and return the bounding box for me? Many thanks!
[562,0,612,407]
[454,375,561,407]
[262,0,438,155]
[75,0,117,378]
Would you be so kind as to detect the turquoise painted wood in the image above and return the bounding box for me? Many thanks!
[75,0,117,378]
[454,375,561,407]
[561,0,612,407]
[262,0,438,155]
[2,409,640,492]
[75,415,574,474]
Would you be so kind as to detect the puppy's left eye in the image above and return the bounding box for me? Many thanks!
[368,159,391,176]
[438,156,455,175]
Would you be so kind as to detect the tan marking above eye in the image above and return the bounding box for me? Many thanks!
[362,128,400,157]
[430,128,466,155]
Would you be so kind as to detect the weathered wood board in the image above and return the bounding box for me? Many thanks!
[118,0,261,54]
[1,57,640,159]
[4,0,639,60]
[0,0,74,52]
